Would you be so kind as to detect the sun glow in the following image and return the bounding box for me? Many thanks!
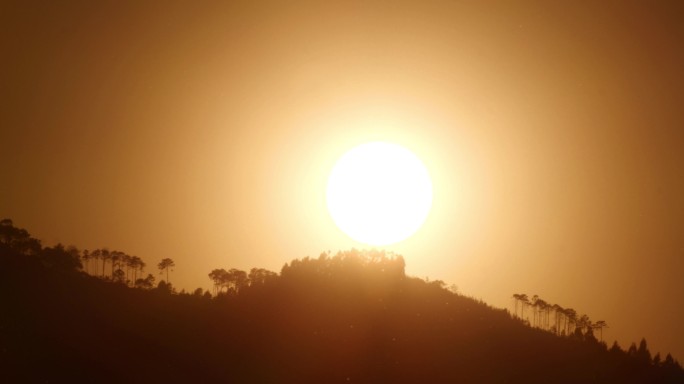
[326,142,433,246]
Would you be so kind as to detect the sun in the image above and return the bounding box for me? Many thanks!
[326,141,433,246]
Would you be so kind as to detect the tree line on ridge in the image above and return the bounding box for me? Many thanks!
[2,217,683,383]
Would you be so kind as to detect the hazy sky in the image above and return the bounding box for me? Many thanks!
[2,1,683,360]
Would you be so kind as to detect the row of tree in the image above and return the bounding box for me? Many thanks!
[618,338,682,373]
[1,218,177,290]
[512,293,609,340]
[81,248,175,288]
[208,267,278,295]
[204,250,404,298]
[81,249,146,282]
[511,292,680,371]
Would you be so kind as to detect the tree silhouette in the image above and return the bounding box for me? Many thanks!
[512,293,523,318]
[564,308,577,335]
[519,294,530,322]
[664,353,676,367]
[552,304,564,335]
[66,245,81,266]
[39,244,82,271]
[593,320,608,341]
[158,258,175,283]
[0,218,42,255]
[113,268,126,284]
[156,279,173,294]
[628,342,638,357]
[536,298,549,329]
[110,251,122,278]
[228,268,248,293]
[578,314,590,334]
[248,267,278,286]
[90,249,101,276]
[208,268,228,294]
[121,253,131,282]
[531,295,539,326]
[609,341,622,354]
[129,256,143,284]
[637,338,652,365]
[135,273,156,289]
[81,249,91,273]
[662,353,682,376]
[100,248,110,277]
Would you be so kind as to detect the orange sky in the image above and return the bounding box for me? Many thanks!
[2,1,683,361]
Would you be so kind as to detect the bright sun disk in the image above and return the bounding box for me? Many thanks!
[326,141,433,246]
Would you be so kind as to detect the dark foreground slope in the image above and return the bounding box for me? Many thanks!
[1,224,683,383]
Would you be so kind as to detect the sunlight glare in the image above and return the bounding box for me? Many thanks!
[326,142,433,246]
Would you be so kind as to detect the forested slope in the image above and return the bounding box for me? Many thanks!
[1,219,682,383]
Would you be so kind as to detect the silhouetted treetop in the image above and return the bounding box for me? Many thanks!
[158,258,175,283]
[0,218,41,256]
[280,249,406,281]
[0,219,150,287]
[39,243,83,271]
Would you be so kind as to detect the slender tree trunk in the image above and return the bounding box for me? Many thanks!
[514,300,518,318]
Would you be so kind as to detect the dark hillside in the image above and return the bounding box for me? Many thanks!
[1,220,682,383]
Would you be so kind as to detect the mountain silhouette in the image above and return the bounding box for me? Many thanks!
[1,219,682,383]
